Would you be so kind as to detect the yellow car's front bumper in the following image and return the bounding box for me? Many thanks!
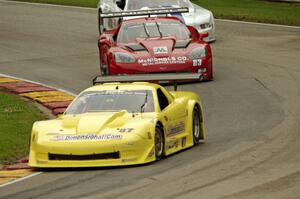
[29,134,156,168]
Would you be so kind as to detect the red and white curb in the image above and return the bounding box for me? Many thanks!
[0,75,75,186]
[0,76,74,115]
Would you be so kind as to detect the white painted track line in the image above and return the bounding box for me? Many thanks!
[0,172,42,188]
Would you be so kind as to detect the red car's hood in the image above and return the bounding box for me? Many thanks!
[138,38,174,57]
[124,37,191,56]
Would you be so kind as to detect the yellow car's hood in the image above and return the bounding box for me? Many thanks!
[61,111,127,134]
[33,111,155,141]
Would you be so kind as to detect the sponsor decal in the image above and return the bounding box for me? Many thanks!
[182,137,187,147]
[153,46,168,54]
[101,8,188,18]
[101,90,145,95]
[167,139,179,150]
[51,134,123,141]
[167,122,185,137]
[138,56,187,66]
[117,128,134,133]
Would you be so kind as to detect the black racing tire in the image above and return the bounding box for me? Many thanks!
[192,105,204,145]
[154,125,164,161]
[99,46,109,76]
[98,10,104,35]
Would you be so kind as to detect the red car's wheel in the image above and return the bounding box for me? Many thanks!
[99,45,109,76]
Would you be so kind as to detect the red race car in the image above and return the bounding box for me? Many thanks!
[98,8,213,81]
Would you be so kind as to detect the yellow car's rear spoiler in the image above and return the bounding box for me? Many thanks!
[100,7,189,19]
[92,73,202,91]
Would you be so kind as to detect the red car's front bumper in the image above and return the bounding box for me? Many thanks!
[108,57,213,81]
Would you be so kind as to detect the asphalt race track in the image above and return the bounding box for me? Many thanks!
[0,1,299,198]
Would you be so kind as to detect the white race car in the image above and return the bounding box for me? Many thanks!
[97,0,216,42]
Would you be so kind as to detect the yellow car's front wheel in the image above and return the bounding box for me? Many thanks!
[193,106,203,145]
[155,126,164,161]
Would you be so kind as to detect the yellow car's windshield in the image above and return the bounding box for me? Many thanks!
[65,90,154,114]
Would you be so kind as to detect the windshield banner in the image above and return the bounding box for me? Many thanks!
[100,7,189,18]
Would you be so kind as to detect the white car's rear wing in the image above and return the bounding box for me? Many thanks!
[93,73,202,91]
[100,7,189,18]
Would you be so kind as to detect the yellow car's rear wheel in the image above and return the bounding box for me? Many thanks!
[155,126,164,161]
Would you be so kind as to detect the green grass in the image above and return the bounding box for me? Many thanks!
[11,0,300,26]
[192,0,300,26]
[0,91,47,164]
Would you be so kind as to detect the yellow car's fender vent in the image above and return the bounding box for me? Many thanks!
[48,152,120,161]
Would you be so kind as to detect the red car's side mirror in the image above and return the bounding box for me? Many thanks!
[98,38,110,48]
[199,32,209,40]
[187,25,199,41]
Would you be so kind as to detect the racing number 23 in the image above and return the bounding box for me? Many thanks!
[193,59,202,67]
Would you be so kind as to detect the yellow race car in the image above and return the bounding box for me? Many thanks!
[29,73,205,168]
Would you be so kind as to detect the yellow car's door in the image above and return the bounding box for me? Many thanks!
[156,88,188,154]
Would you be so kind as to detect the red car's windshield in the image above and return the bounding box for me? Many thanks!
[117,20,190,43]
[65,90,154,114]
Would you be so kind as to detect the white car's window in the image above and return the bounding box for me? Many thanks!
[158,21,190,38]
[126,0,191,10]
[118,20,190,43]
[65,90,154,114]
